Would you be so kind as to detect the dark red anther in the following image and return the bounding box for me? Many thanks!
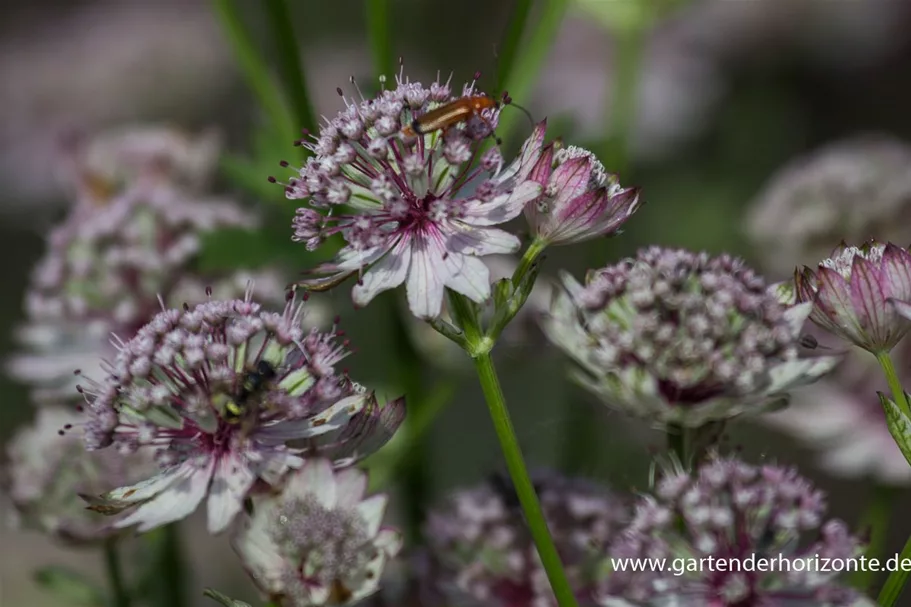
[73,369,81,375]
[336,87,344,97]
[268,176,277,183]
[206,286,213,297]
[279,160,290,167]
[473,70,482,81]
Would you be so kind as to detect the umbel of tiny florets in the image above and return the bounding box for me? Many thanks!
[421,470,630,607]
[598,455,873,607]
[232,459,402,607]
[76,290,405,534]
[4,406,157,544]
[542,247,840,428]
[279,70,544,319]
[793,241,911,354]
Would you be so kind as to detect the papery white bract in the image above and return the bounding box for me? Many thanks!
[280,71,543,318]
[232,458,402,606]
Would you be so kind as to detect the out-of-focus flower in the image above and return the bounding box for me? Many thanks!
[542,247,839,428]
[794,241,911,353]
[4,406,156,543]
[761,347,911,485]
[598,455,872,607]
[406,255,555,370]
[514,121,641,247]
[76,292,405,534]
[281,73,543,319]
[232,458,402,607]
[746,135,911,278]
[422,471,629,607]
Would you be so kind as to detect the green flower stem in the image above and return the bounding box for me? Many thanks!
[366,0,395,80]
[263,0,318,136]
[852,485,896,592]
[878,532,911,606]
[496,0,534,88]
[667,423,689,465]
[495,0,570,147]
[158,524,187,607]
[512,236,548,287]
[212,0,296,141]
[876,351,911,418]
[601,24,646,177]
[472,352,579,607]
[103,538,130,607]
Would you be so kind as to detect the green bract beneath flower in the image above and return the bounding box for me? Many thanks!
[795,241,911,353]
[542,247,839,428]
[231,459,401,607]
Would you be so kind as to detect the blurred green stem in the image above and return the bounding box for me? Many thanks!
[512,236,547,287]
[667,423,689,465]
[212,0,296,141]
[852,485,895,592]
[602,25,646,177]
[263,0,318,135]
[496,0,570,147]
[879,532,911,606]
[876,351,911,418]
[158,524,187,607]
[496,0,533,88]
[366,0,395,79]
[103,538,130,607]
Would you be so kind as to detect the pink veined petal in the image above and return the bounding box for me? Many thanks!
[355,494,389,537]
[405,232,446,318]
[462,181,543,226]
[890,298,911,320]
[333,467,369,506]
[446,222,521,257]
[441,252,492,303]
[288,458,337,508]
[882,244,911,300]
[547,156,593,208]
[206,452,257,534]
[848,256,889,344]
[813,267,863,341]
[352,236,412,308]
[114,458,214,532]
[545,189,609,243]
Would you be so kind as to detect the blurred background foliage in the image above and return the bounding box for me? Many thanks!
[4,0,911,605]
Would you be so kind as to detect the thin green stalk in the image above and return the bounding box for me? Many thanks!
[496,0,570,147]
[158,524,187,607]
[878,532,911,606]
[852,485,895,592]
[876,351,911,418]
[103,538,130,607]
[263,0,318,135]
[667,423,688,465]
[473,352,579,607]
[512,236,547,287]
[496,0,534,88]
[601,25,646,177]
[366,0,395,80]
[211,0,295,139]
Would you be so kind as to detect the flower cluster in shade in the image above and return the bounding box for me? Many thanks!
[421,470,630,607]
[4,406,157,543]
[599,455,873,607]
[280,72,638,319]
[76,291,405,534]
[542,246,839,428]
[232,458,402,607]
[761,345,911,485]
[792,241,911,354]
[746,135,911,277]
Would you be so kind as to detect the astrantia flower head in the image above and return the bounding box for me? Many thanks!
[542,247,839,428]
[599,455,872,607]
[794,241,911,353]
[515,121,641,246]
[280,70,544,318]
[746,135,911,277]
[4,406,157,543]
[77,290,405,534]
[232,458,402,607]
[422,471,630,607]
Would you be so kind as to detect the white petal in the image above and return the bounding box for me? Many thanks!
[446,223,521,257]
[115,459,214,532]
[355,494,389,537]
[102,463,192,505]
[206,452,257,534]
[256,393,369,440]
[442,253,491,303]
[352,237,412,307]
[316,242,389,272]
[375,527,404,557]
[462,181,543,226]
[231,498,285,594]
[406,233,445,318]
[333,467,368,506]
[288,458,336,508]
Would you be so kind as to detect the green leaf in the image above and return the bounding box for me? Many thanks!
[33,566,106,607]
[879,391,911,468]
[203,588,253,607]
